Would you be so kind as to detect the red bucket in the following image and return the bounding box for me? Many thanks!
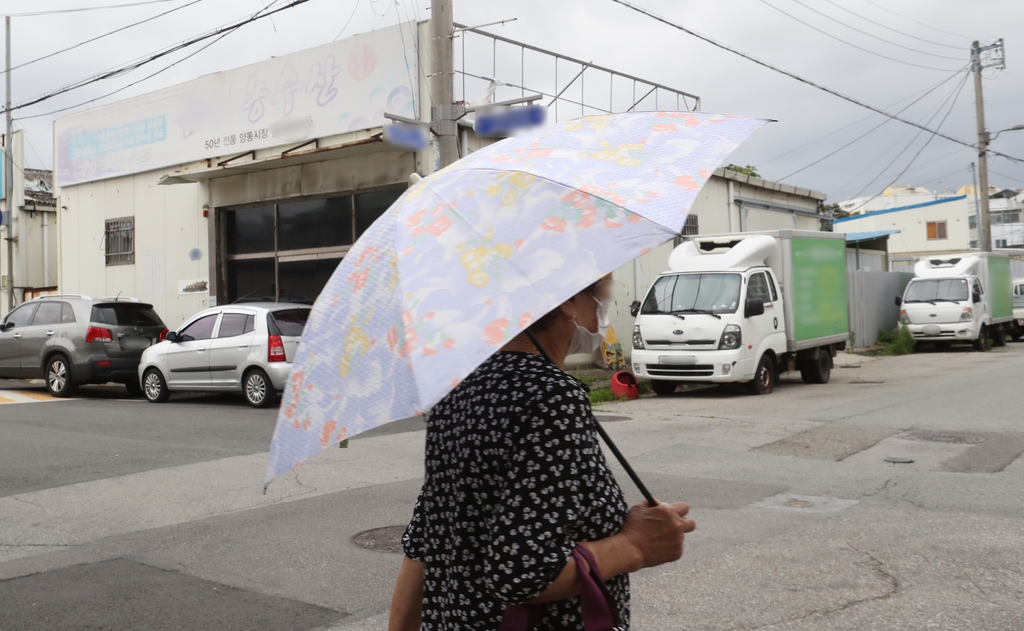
[610,371,640,400]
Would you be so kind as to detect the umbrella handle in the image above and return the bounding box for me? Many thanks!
[525,331,658,508]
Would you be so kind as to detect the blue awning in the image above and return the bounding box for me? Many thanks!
[844,229,902,243]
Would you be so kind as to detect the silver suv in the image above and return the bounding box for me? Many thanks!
[0,295,168,397]
[138,303,310,408]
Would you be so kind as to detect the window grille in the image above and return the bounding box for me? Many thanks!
[682,214,699,236]
[105,217,135,265]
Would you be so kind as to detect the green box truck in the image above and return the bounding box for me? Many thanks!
[630,230,849,396]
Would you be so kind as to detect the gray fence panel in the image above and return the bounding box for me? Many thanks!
[848,271,914,348]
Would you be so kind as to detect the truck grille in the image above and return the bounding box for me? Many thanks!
[645,340,716,347]
[647,364,715,377]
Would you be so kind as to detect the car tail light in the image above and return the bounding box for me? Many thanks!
[268,335,286,362]
[158,329,169,342]
[97,360,113,368]
[86,326,113,343]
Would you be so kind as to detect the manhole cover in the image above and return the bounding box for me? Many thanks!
[784,499,813,508]
[595,415,630,423]
[900,431,987,445]
[352,526,407,553]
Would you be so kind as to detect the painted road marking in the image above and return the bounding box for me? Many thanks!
[0,391,62,404]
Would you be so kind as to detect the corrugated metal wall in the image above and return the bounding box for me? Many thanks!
[848,271,914,348]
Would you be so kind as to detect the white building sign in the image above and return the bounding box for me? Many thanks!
[55,23,418,187]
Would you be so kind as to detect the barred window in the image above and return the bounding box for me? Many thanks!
[682,214,699,236]
[105,217,135,266]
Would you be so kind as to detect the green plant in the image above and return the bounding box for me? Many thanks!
[589,387,628,405]
[878,325,915,355]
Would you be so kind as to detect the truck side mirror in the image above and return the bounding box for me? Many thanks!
[165,331,179,343]
[745,297,765,317]
[894,296,902,306]
[629,300,641,317]
[973,292,982,304]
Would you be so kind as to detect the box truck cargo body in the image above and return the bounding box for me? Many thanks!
[630,230,849,395]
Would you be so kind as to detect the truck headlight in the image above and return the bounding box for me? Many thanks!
[899,310,910,325]
[719,324,741,350]
[960,308,973,322]
[632,325,645,350]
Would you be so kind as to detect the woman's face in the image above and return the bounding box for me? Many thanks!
[573,276,612,333]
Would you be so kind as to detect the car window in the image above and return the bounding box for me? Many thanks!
[61,303,77,324]
[747,272,771,302]
[91,303,164,327]
[3,304,37,329]
[180,314,219,341]
[269,309,310,336]
[217,313,252,338]
[31,302,64,326]
[766,273,778,302]
[244,314,255,334]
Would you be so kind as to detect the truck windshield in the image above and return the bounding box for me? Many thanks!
[642,274,742,315]
[904,279,969,303]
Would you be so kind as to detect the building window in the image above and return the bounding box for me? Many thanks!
[221,186,405,304]
[104,217,135,265]
[996,239,1008,248]
[968,215,977,229]
[682,214,699,236]
[926,221,947,240]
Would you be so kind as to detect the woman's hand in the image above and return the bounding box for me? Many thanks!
[618,501,695,571]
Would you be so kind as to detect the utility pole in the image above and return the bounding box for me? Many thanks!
[5,16,12,311]
[971,39,1005,254]
[429,0,458,169]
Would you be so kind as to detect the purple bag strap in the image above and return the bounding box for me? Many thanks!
[499,545,621,631]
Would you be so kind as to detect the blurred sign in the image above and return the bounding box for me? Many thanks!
[474,105,546,137]
[55,23,419,187]
[384,123,429,152]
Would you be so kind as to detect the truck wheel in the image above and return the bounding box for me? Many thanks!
[747,354,775,395]
[650,380,677,396]
[973,325,988,352]
[800,348,832,384]
[991,325,1007,347]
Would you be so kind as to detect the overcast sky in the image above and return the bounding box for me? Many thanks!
[3,0,1023,202]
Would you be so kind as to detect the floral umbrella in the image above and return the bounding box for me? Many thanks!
[266,111,767,485]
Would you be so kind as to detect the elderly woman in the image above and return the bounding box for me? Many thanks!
[389,276,694,631]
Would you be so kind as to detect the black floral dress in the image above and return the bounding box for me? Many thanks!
[402,351,630,630]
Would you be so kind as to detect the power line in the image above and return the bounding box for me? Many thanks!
[758,0,960,70]
[3,0,182,17]
[333,0,361,41]
[608,0,1023,164]
[16,0,285,121]
[1,0,207,78]
[4,0,307,116]
[858,0,974,42]
[821,0,963,51]
[778,66,968,180]
[781,0,964,60]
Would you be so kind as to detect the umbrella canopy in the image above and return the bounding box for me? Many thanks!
[266,111,767,484]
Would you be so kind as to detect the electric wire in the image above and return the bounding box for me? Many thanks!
[15,0,286,120]
[3,0,182,17]
[4,0,306,116]
[394,0,418,118]
[333,0,361,41]
[608,0,1024,164]
[821,0,963,50]
[778,66,968,180]
[858,0,974,42]
[758,0,960,70]
[0,0,207,78]
[784,0,964,60]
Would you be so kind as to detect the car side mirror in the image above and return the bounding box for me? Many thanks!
[164,331,179,343]
[629,300,641,317]
[0,321,10,331]
[894,296,902,306]
[745,297,765,317]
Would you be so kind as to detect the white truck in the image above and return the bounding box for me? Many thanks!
[895,253,1014,350]
[629,231,849,396]
[1011,278,1024,342]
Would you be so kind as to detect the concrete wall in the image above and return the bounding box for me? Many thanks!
[848,270,913,348]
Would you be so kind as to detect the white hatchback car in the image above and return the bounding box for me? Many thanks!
[138,302,310,407]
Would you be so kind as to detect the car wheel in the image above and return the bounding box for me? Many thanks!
[650,379,677,396]
[747,354,775,395]
[124,380,144,398]
[800,348,832,384]
[45,354,77,398]
[244,369,275,408]
[973,325,988,352]
[143,368,170,403]
[991,325,1007,347]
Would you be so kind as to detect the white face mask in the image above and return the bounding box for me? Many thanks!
[566,297,613,355]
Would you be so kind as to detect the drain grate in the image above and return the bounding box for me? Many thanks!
[900,431,987,445]
[352,526,407,553]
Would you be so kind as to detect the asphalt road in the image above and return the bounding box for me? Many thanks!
[2,342,1024,630]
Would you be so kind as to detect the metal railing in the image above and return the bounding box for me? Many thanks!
[454,23,700,123]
